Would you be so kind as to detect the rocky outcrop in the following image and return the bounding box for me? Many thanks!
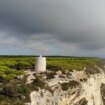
[28,68,105,105]
[100,83,105,105]
[74,98,88,105]
[81,73,105,105]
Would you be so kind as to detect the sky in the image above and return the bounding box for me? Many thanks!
[0,0,105,57]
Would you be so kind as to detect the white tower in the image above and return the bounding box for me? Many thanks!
[35,55,46,73]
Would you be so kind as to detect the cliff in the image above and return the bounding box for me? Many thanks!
[27,67,105,105]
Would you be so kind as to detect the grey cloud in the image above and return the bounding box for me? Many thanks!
[0,0,105,55]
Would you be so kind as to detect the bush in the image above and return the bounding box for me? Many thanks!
[0,66,23,81]
[85,67,100,75]
[61,80,80,91]
[46,72,56,79]
[47,57,100,71]
[32,76,46,89]
[0,83,31,104]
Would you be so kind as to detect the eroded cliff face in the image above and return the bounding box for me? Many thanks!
[100,83,105,105]
[82,73,105,105]
[28,68,105,105]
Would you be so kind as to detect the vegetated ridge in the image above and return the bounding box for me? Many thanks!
[0,56,105,105]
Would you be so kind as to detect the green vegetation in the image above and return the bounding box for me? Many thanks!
[0,56,35,69]
[85,67,100,75]
[46,72,56,80]
[0,56,103,81]
[32,76,54,93]
[0,56,102,81]
[0,82,30,105]
[32,76,46,89]
[61,80,80,91]
[0,56,35,81]
[0,66,23,80]
[47,57,102,71]
[0,56,35,104]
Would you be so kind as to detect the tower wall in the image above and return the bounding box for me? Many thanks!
[35,56,46,73]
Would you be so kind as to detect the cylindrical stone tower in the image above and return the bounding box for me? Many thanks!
[35,55,46,73]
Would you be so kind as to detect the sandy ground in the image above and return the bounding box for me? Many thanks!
[24,70,35,84]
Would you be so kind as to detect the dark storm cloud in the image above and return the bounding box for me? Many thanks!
[0,0,105,53]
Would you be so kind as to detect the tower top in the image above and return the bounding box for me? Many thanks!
[39,55,42,57]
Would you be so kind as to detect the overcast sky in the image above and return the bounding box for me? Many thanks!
[0,0,105,57]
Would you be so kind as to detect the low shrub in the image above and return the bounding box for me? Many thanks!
[61,80,80,91]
